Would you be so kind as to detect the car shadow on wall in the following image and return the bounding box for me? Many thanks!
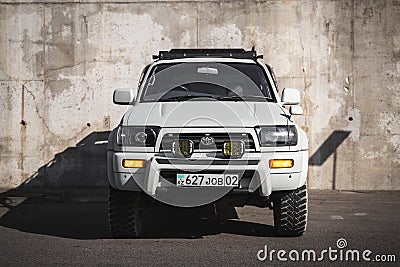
[309,130,351,190]
[22,131,111,187]
[0,131,276,239]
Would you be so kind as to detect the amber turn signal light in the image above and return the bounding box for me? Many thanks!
[269,159,294,168]
[122,159,146,168]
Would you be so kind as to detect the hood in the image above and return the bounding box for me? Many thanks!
[123,101,289,128]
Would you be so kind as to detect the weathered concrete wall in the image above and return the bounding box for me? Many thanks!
[0,0,399,189]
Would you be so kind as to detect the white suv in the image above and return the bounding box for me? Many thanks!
[107,49,308,237]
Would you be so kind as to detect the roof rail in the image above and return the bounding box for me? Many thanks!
[152,49,263,60]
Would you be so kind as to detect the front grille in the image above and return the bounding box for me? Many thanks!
[160,133,255,152]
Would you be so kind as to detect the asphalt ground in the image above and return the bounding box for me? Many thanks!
[0,188,398,266]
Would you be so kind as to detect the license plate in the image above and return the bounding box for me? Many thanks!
[176,174,239,187]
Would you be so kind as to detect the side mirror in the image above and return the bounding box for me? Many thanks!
[281,88,301,105]
[113,88,134,105]
[289,105,303,115]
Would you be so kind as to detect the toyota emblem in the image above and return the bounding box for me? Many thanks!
[200,136,215,146]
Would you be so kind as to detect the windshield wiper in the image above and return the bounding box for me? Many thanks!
[160,95,273,102]
[216,95,274,102]
[161,95,218,102]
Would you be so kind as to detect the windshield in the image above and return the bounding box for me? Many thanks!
[140,62,275,102]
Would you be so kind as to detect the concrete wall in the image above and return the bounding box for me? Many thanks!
[0,0,399,189]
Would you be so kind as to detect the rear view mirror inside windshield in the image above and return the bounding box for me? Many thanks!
[197,67,218,75]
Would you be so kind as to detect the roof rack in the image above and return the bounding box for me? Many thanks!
[153,49,263,60]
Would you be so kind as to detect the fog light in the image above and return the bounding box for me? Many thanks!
[172,139,194,158]
[122,159,146,168]
[269,159,294,168]
[223,141,245,159]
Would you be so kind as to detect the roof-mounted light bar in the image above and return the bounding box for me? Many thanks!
[152,48,263,60]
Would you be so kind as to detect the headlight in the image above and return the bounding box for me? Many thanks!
[257,125,297,146]
[116,126,160,147]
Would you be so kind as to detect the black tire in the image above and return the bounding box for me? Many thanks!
[272,184,308,237]
[109,187,144,238]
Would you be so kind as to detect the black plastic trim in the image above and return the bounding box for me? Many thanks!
[156,158,259,165]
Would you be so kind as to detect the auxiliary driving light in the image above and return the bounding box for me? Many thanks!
[122,159,146,168]
[172,139,194,158]
[223,141,245,159]
[269,159,294,168]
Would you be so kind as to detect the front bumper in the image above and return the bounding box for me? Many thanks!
[108,150,308,197]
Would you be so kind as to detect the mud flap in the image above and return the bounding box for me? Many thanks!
[144,157,159,195]
[249,164,271,196]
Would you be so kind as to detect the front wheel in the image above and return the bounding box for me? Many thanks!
[272,184,308,236]
[109,187,144,238]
